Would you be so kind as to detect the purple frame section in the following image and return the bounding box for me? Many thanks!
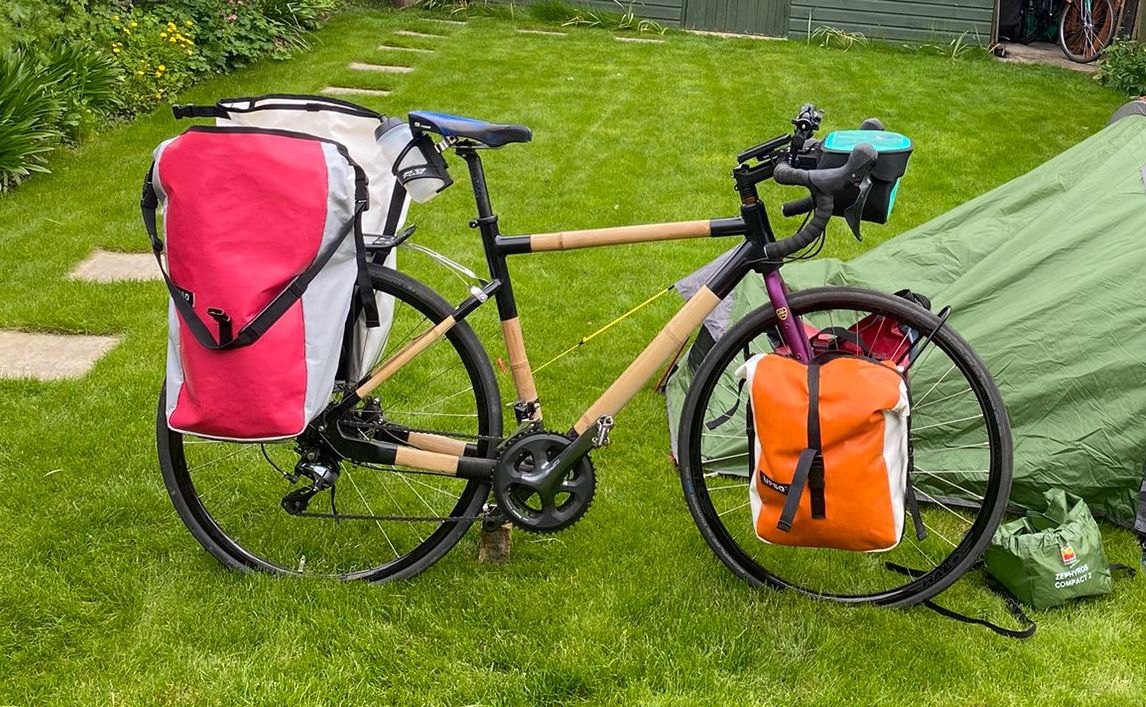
[764,270,812,363]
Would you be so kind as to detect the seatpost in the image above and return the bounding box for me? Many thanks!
[458,147,495,220]
[457,146,519,323]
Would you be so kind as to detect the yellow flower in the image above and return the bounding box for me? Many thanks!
[112,46,121,53]
[112,14,120,22]
[185,19,193,26]
[129,20,138,27]
[169,36,176,42]
[185,49,192,56]
[158,64,166,71]
[160,32,167,38]
[135,70,144,75]
[123,28,131,35]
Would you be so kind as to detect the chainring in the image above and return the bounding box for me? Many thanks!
[492,431,596,534]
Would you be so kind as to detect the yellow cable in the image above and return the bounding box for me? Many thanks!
[533,286,674,374]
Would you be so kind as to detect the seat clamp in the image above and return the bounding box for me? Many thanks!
[470,215,499,229]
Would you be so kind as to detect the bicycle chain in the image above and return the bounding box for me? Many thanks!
[288,510,487,523]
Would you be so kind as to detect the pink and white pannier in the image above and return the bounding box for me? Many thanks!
[143,95,412,441]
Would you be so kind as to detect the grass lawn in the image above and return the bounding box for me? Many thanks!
[2,7,1143,704]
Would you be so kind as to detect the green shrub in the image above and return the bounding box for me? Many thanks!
[40,43,124,141]
[97,9,202,106]
[0,48,64,191]
[0,0,343,193]
[1097,38,1146,97]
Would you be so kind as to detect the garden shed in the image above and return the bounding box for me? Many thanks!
[558,0,1144,43]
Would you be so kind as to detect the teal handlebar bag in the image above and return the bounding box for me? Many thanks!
[984,489,1112,609]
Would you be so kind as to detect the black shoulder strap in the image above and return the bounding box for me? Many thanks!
[885,562,1037,640]
[142,161,370,350]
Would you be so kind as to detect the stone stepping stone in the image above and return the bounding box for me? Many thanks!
[427,18,466,26]
[70,249,159,283]
[349,62,414,74]
[394,30,446,39]
[0,330,119,381]
[322,87,392,97]
[516,28,566,36]
[614,36,665,44]
[686,29,778,40]
[376,44,434,54]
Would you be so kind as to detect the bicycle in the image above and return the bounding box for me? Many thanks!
[1059,0,1117,63]
[157,105,1013,607]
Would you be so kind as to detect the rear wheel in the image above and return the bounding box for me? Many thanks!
[1059,0,1116,63]
[678,287,1012,607]
[158,266,502,581]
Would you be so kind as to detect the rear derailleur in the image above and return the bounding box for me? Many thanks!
[280,447,340,516]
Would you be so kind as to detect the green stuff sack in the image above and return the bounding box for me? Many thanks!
[984,489,1112,609]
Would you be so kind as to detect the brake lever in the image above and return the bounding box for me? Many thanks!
[844,176,873,241]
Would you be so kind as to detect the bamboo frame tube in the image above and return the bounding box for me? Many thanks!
[406,431,471,456]
[573,286,722,434]
[393,445,460,475]
[529,220,711,252]
[501,317,540,414]
[356,316,456,398]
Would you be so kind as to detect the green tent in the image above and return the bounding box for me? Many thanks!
[666,115,1146,537]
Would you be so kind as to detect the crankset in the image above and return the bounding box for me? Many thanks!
[493,431,596,534]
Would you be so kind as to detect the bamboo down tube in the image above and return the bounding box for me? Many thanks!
[529,220,711,252]
[573,287,722,434]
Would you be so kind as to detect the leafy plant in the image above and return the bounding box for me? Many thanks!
[40,43,124,142]
[1098,38,1146,97]
[810,25,868,51]
[560,1,666,34]
[0,48,63,191]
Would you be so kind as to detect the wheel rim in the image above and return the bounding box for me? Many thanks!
[160,274,497,579]
[681,291,1009,604]
[1062,0,1114,61]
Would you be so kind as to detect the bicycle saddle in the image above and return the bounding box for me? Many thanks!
[408,111,532,148]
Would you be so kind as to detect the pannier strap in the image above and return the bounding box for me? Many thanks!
[172,104,225,120]
[885,562,1037,640]
[141,161,376,350]
[778,362,826,532]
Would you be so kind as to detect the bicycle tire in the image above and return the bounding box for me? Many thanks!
[677,287,1012,608]
[1059,0,1116,63]
[158,265,502,582]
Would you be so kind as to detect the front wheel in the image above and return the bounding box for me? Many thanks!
[1059,0,1116,63]
[678,287,1012,607]
[158,266,503,581]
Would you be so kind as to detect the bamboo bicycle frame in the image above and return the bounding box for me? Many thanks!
[328,143,800,478]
